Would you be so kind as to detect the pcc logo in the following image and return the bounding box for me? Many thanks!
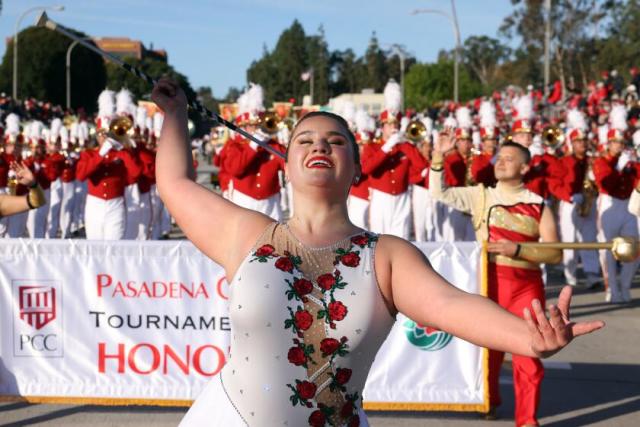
[12,280,63,358]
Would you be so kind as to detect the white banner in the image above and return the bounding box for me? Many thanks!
[0,239,486,411]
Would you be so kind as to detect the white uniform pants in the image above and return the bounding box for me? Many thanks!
[135,191,152,240]
[150,185,164,240]
[558,199,600,286]
[347,195,369,230]
[72,180,87,233]
[84,195,126,240]
[59,181,76,238]
[369,188,411,239]
[46,178,63,238]
[412,184,437,242]
[0,187,9,236]
[231,190,282,222]
[27,188,51,238]
[124,184,141,240]
[597,194,639,302]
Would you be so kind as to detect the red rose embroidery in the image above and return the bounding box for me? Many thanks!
[308,410,326,427]
[294,310,313,331]
[351,235,368,246]
[317,273,336,290]
[275,256,294,273]
[340,400,355,418]
[287,347,306,366]
[320,338,340,356]
[328,301,348,321]
[293,278,313,296]
[341,252,360,267]
[348,416,360,427]
[335,367,352,385]
[296,380,317,400]
[255,244,275,257]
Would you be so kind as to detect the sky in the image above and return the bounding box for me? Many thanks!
[1,0,514,99]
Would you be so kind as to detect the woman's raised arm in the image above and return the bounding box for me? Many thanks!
[376,236,604,358]
[152,78,272,273]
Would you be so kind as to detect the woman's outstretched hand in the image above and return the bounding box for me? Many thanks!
[524,285,605,358]
[151,77,188,114]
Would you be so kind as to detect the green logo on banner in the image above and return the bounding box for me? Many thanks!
[403,319,453,351]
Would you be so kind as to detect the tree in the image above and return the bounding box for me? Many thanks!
[363,32,387,91]
[405,61,482,110]
[462,36,511,90]
[306,25,331,104]
[0,27,106,112]
[196,86,217,112]
[329,49,365,95]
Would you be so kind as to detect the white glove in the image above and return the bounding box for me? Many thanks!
[528,142,545,157]
[421,168,428,178]
[99,140,113,157]
[616,151,632,171]
[249,131,269,151]
[382,132,402,153]
[33,162,41,172]
[571,193,584,205]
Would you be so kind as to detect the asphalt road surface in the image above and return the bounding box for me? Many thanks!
[1,272,639,427]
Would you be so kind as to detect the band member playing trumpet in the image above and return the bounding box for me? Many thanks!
[361,80,426,239]
[430,132,562,427]
[224,84,286,221]
[75,90,141,240]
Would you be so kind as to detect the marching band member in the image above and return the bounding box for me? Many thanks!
[131,104,155,240]
[24,124,54,238]
[45,118,66,238]
[548,110,601,288]
[411,116,438,242]
[71,118,90,236]
[361,80,427,239]
[430,133,562,427]
[347,108,372,229]
[75,90,142,240]
[58,124,79,238]
[224,84,286,221]
[1,113,29,237]
[473,100,498,187]
[593,105,639,303]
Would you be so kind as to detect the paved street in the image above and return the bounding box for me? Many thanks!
[1,277,639,426]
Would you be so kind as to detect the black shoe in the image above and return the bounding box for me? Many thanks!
[483,406,498,420]
[588,281,603,290]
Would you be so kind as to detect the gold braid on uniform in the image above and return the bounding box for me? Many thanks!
[26,184,46,210]
[516,245,562,265]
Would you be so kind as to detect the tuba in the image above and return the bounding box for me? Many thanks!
[405,120,428,143]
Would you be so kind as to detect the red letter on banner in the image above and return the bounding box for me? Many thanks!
[128,343,161,374]
[163,345,190,374]
[193,345,225,377]
[98,343,125,373]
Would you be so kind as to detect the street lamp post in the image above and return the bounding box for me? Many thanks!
[411,3,461,103]
[13,5,65,100]
[67,38,91,110]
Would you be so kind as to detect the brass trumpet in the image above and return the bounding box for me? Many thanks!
[406,120,428,143]
[108,116,133,143]
[260,112,281,135]
[542,125,564,147]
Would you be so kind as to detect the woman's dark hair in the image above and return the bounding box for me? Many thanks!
[286,111,360,165]
[500,141,531,164]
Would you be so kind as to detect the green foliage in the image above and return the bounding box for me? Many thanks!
[0,27,106,112]
[404,61,482,110]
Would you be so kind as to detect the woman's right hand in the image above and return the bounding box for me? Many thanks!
[151,77,188,115]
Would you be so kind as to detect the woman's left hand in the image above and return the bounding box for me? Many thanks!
[524,286,605,358]
[11,162,36,187]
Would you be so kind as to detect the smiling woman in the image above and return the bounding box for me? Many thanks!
[152,78,604,427]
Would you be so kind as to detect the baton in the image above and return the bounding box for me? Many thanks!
[35,12,285,160]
